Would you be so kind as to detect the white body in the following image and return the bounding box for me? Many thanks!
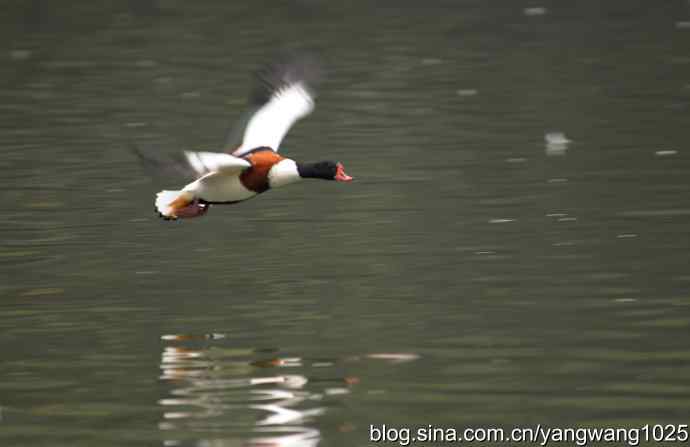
[182,158,301,202]
[183,172,257,203]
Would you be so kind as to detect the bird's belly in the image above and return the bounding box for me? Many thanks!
[195,173,256,203]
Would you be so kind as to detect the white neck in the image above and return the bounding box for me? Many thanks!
[267,159,302,189]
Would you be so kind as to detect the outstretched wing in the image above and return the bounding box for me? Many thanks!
[131,144,250,182]
[234,83,314,155]
[227,54,321,157]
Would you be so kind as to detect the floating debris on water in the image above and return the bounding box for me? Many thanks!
[545,131,571,156]
[676,21,690,29]
[489,218,515,224]
[506,157,528,163]
[524,7,547,16]
[547,178,568,183]
[655,150,677,156]
[614,298,637,303]
[616,233,638,239]
[456,89,478,97]
[366,353,420,363]
[181,91,200,98]
[545,132,571,145]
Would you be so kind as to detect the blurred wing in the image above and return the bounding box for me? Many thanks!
[130,143,198,182]
[184,151,251,176]
[233,83,314,156]
[227,53,321,156]
[131,144,250,183]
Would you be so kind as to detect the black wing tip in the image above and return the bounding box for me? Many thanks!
[250,50,322,106]
[130,142,197,182]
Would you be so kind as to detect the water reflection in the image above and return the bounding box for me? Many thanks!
[157,337,311,446]
[158,334,420,446]
[544,131,571,157]
[159,340,324,446]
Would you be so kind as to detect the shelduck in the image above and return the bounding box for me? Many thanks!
[151,55,352,220]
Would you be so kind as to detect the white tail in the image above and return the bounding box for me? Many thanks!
[155,190,183,217]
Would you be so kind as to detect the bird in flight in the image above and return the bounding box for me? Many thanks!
[147,54,352,221]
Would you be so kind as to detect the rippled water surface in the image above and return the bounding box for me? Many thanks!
[2,1,690,446]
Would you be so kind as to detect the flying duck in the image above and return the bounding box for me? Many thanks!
[152,55,352,220]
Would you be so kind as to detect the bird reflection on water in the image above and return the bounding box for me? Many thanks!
[159,347,321,445]
[157,334,419,446]
[157,334,347,446]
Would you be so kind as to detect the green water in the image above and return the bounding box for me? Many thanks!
[2,1,690,446]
